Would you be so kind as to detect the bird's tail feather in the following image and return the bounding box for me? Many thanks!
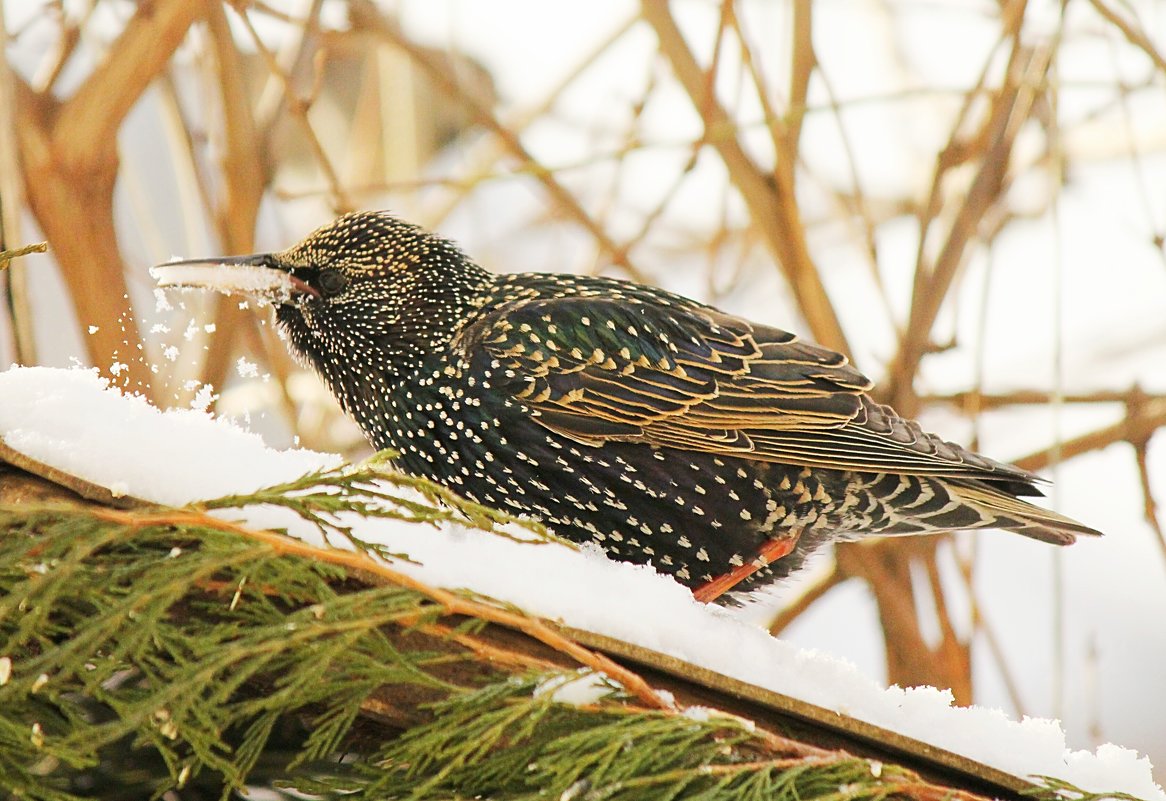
[942,478,1102,545]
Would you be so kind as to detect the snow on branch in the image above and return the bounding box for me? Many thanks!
[0,366,1160,800]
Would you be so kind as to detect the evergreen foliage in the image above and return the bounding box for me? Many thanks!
[0,463,1150,801]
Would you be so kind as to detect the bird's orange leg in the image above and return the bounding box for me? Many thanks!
[692,532,801,603]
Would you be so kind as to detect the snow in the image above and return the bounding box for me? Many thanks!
[150,262,295,305]
[0,367,337,507]
[153,288,173,312]
[189,385,219,413]
[534,670,614,706]
[682,706,710,721]
[236,358,259,379]
[0,364,1161,801]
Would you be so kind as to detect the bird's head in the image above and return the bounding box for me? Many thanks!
[153,211,493,378]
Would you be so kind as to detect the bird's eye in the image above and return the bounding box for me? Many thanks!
[317,268,348,296]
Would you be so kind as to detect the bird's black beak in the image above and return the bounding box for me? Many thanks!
[150,253,321,302]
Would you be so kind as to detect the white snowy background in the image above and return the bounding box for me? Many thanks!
[3,0,1165,791]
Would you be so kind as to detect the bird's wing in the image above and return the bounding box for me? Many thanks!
[455,295,1038,486]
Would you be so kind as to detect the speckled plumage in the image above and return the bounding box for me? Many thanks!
[164,211,1100,601]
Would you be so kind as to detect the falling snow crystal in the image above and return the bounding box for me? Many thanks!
[236,357,259,379]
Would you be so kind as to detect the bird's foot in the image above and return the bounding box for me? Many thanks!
[692,531,802,603]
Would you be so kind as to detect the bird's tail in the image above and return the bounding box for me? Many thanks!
[942,478,1102,545]
[843,472,1103,545]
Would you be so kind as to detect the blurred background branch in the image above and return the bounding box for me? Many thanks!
[1,0,1162,779]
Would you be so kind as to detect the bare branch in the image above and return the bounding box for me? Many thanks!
[351,0,648,283]
[1087,0,1166,76]
[923,388,1166,410]
[1012,395,1166,473]
[641,0,852,357]
[198,0,275,402]
[0,3,39,365]
[52,0,199,167]
[786,0,815,147]
[230,1,350,214]
[888,27,1050,414]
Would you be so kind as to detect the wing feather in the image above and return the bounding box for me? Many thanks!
[456,293,1039,487]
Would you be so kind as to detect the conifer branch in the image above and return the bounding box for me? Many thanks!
[201,452,568,550]
[89,502,665,712]
[364,675,993,801]
[0,465,1152,800]
[1026,776,1148,801]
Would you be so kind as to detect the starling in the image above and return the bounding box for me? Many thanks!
[155,211,1100,603]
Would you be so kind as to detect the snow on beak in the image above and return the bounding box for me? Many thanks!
[150,253,321,304]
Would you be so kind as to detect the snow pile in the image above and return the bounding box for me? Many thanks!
[0,366,337,506]
[0,365,1160,801]
[534,670,615,706]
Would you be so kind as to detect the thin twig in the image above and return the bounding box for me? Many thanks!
[921,389,1166,409]
[350,0,647,283]
[424,13,639,231]
[1126,389,1166,562]
[953,539,1029,718]
[229,1,351,214]
[1011,395,1166,473]
[786,0,815,148]
[809,62,894,324]
[924,554,971,704]
[0,242,48,269]
[29,2,83,94]
[641,0,851,357]
[1087,0,1166,75]
[890,21,1047,414]
[0,3,38,365]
